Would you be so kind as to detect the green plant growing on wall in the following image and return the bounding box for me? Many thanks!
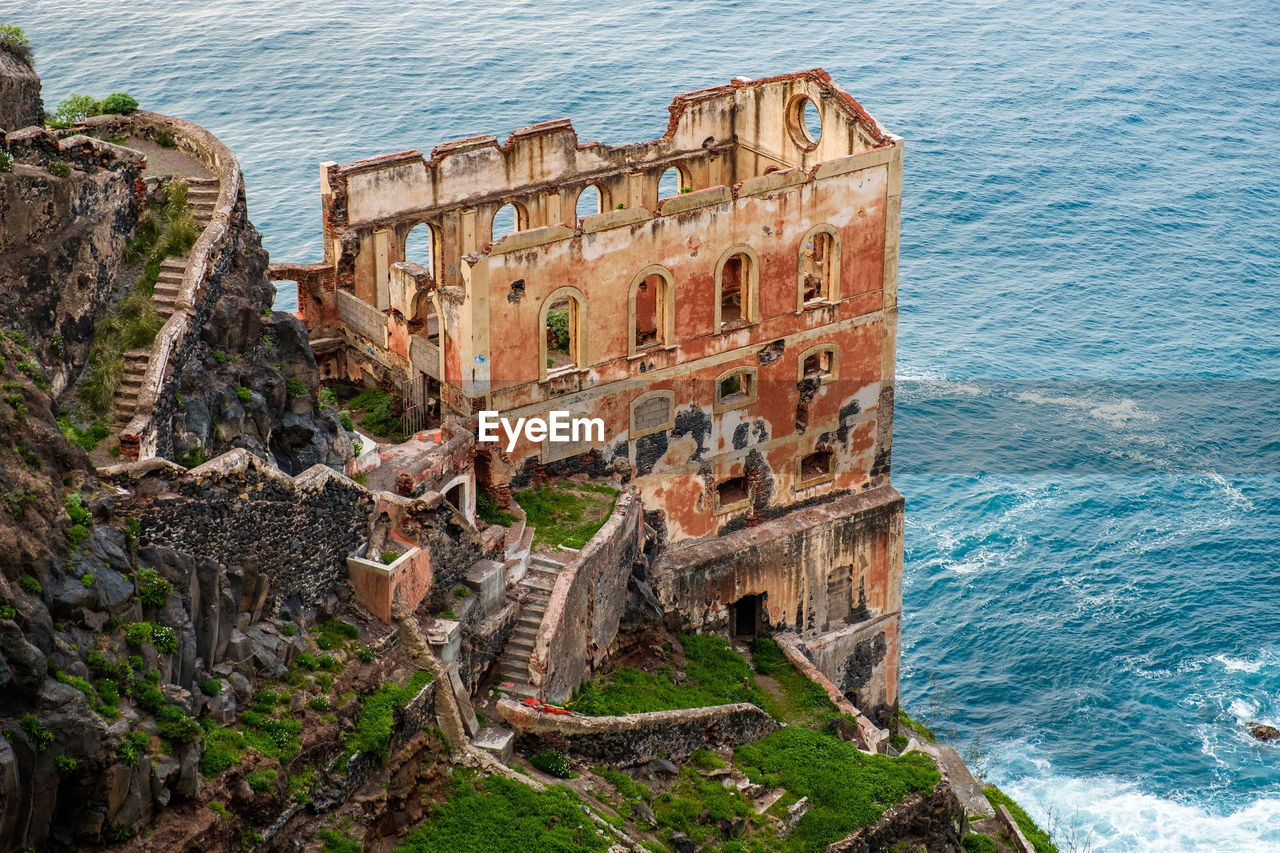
[117,731,149,766]
[47,161,71,178]
[136,568,172,607]
[0,24,32,66]
[18,575,41,596]
[20,715,53,751]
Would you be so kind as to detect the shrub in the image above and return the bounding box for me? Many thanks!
[238,710,262,729]
[125,621,153,645]
[117,731,149,766]
[54,754,78,773]
[78,350,123,416]
[151,625,178,655]
[237,386,251,401]
[339,411,354,431]
[18,575,41,596]
[199,726,246,777]
[50,93,98,127]
[116,289,161,349]
[201,679,222,697]
[207,801,230,818]
[529,749,572,779]
[81,573,95,587]
[380,551,398,565]
[136,568,172,607]
[64,492,91,525]
[95,679,120,706]
[318,654,339,672]
[47,161,71,178]
[0,151,11,173]
[68,524,89,547]
[308,696,332,712]
[285,377,307,398]
[0,605,15,619]
[252,690,280,713]
[348,387,402,439]
[20,715,53,751]
[134,683,166,714]
[152,127,175,148]
[98,92,139,115]
[546,307,570,352]
[453,586,471,599]
[0,24,32,67]
[281,623,297,637]
[295,652,318,671]
[356,646,376,663]
[157,705,201,743]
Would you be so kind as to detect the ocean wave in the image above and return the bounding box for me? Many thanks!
[992,746,1280,853]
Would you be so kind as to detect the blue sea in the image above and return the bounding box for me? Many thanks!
[8,1,1279,849]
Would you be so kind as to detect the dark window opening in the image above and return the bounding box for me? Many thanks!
[444,482,464,512]
[800,450,833,482]
[731,593,765,637]
[716,475,749,508]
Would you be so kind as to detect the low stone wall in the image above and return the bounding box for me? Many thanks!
[101,449,373,607]
[528,487,642,703]
[497,697,778,766]
[76,111,245,461]
[774,633,886,753]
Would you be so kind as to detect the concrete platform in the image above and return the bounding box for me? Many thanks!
[473,727,516,763]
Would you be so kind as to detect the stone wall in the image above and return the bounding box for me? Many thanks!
[497,697,778,766]
[652,486,903,720]
[102,449,373,607]
[528,487,643,703]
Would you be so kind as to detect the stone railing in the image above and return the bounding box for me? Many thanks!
[497,696,777,766]
[527,487,642,703]
[76,110,244,460]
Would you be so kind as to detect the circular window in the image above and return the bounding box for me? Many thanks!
[786,94,822,151]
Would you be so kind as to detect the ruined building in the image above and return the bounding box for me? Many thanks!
[275,69,905,723]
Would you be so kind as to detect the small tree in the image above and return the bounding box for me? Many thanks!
[0,25,33,68]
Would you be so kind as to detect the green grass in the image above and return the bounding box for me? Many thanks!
[734,727,941,853]
[514,481,618,550]
[476,490,517,526]
[57,418,110,452]
[393,771,610,853]
[568,634,769,716]
[984,786,1059,853]
[348,387,406,441]
[964,833,1000,853]
[748,637,837,724]
[898,708,937,744]
[349,670,432,763]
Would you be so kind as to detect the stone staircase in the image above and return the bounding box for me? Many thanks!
[494,554,564,699]
[111,176,219,426]
[186,176,218,226]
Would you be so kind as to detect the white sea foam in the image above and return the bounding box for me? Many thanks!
[994,753,1280,852]
[1013,391,1158,426]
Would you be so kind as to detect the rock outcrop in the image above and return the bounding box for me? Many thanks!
[0,47,41,132]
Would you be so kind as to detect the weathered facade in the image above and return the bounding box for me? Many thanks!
[278,69,906,721]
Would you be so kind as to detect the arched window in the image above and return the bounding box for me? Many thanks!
[715,245,759,331]
[798,225,840,308]
[575,184,603,222]
[629,265,675,355]
[714,366,758,413]
[797,344,838,384]
[491,201,527,243]
[404,222,438,276]
[540,287,586,378]
[658,165,689,201]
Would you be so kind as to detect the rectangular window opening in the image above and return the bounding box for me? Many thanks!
[716,475,750,508]
[799,450,833,483]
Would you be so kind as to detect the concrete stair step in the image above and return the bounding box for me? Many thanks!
[520,577,555,593]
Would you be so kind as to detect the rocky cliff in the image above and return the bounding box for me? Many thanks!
[0,45,42,131]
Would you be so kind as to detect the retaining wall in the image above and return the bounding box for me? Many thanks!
[497,697,777,766]
[101,449,373,606]
[527,487,643,703]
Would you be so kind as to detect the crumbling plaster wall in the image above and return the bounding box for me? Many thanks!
[652,486,904,717]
